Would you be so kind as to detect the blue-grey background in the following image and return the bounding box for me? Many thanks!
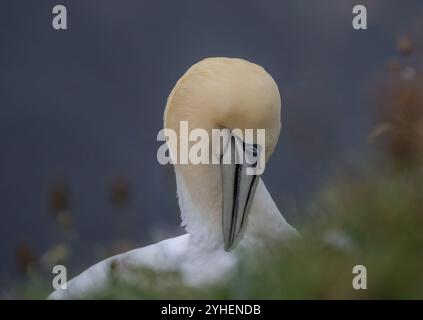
[1,0,422,295]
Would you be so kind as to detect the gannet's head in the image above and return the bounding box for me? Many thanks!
[164,57,281,250]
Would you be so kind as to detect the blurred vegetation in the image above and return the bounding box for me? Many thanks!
[17,169,422,299]
[11,37,423,300]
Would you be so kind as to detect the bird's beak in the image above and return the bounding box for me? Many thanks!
[221,135,261,251]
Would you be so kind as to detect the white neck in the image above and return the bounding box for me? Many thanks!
[174,165,297,251]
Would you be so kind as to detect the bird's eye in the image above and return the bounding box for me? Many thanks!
[245,143,259,157]
[242,144,260,165]
[252,145,258,157]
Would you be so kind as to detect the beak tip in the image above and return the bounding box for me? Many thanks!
[223,239,234,252]
[224,236,240,251]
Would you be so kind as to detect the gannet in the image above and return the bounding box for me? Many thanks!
[48,57,298,299]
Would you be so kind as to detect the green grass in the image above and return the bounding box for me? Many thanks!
[16,168,422,299]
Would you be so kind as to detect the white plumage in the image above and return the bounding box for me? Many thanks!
[48,58,298,299]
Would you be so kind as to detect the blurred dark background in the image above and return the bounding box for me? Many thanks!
[0,0,422,296]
